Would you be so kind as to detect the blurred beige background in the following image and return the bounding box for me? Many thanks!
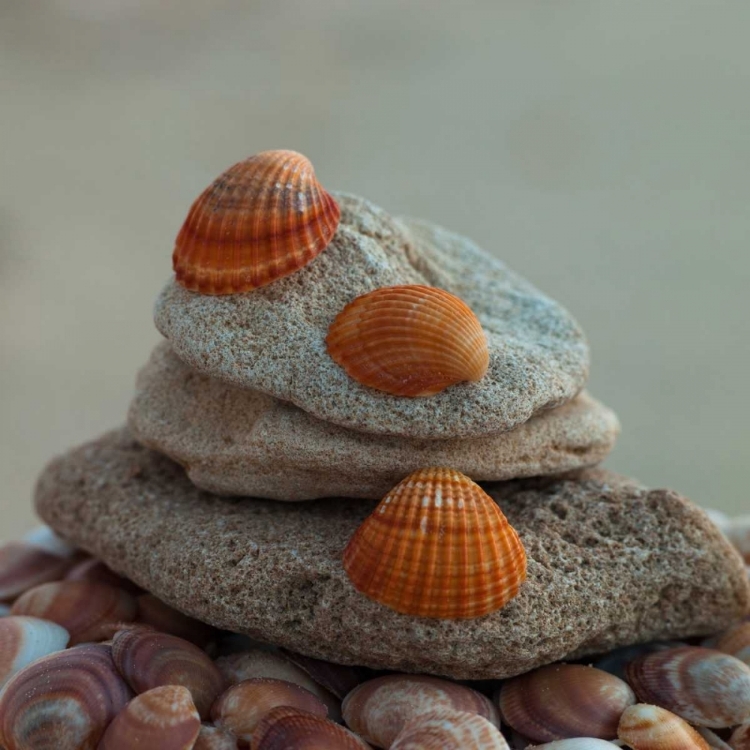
[1,1,748,542]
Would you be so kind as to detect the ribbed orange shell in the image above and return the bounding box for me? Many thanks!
[173,150,340,294]
[342,467,526,618]
[326,285,490,397]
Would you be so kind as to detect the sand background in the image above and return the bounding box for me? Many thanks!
[1,1,748,542]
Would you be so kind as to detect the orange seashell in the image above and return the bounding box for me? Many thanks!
[342,673,499,749]
[173,150,340,294]
[111,629,225,719]
[251,706,370,750]
[0,643,133,750]
[211,677,327,742]
[326,285,489,397]
[10,581,138,646]
[98,685,201,750]
[342,467,526,618]
[391,709,509,750]
[617,704,711,750]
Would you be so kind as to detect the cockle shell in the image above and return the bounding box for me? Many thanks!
[0,643,133,750]
[251,706,370,750]
[593,641,686,682]
[173,150,340,294]
[714,622,750,665]
[730,723,750,750]
[98,685,201,750]
[11,581,138,645]
[0,616,70,687]
[390,709,509,750]
[0,541,76,601]
[211,677,327,741]
[194,724,239,750]
[625,646,750,727]
[697,727,734,750]
[342,673,500,749]
[214,649,342,720]
[498,663,635,742]
[326,285,489,397]
[111,629,225,719]
[136,593,217,647]
[617,703,711,750]
[343,467,526,618]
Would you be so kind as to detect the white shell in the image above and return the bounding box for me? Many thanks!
[0,616,71,688]
[22,526,77,558]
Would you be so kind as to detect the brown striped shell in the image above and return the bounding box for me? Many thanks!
[625,646,750,728]
[0,616,70,688]
[343,467,526,619]
[10,581,138,645]
[251,706,370,750]
[0,541,76,600]
[326,285,489,397]
[391,709,509,750]
[173,150,340,294]
[279,649,365,700]
[499,663,635,743]
[98,685,201,750]
[111,629,225,719]
[617,704,711,750]
[0,643,133,750]
[211,678,327,742]
[342,673,499,749]
[214,649,342,720]
[525,742,622,749]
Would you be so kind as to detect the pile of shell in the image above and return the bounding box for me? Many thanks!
[0,526,749,750]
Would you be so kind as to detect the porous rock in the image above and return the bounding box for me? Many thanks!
[154,194,589,440]
[128,343,618,500]
[35,429,749,679]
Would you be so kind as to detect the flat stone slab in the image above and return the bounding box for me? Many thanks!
[154,193,590,440]
[128,343,619,500]
[35,429,749,679]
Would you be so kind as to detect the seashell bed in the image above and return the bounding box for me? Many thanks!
[2,150,749,749]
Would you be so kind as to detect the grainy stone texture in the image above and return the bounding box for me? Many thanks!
[35,429,750,679]
[154,193,590,440]
[128,343,619,500]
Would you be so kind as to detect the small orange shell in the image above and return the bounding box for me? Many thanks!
[326,285,489,397]
[342,467,526,618]
[617,704,711,750]
[98,685,201,750]
[173,150,340,294]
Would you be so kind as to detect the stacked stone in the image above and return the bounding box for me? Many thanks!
[1,152,748,749]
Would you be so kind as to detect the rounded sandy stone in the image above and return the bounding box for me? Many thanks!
[34,429,750,680]
[127,343,618,500]
[154,193,589,440]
